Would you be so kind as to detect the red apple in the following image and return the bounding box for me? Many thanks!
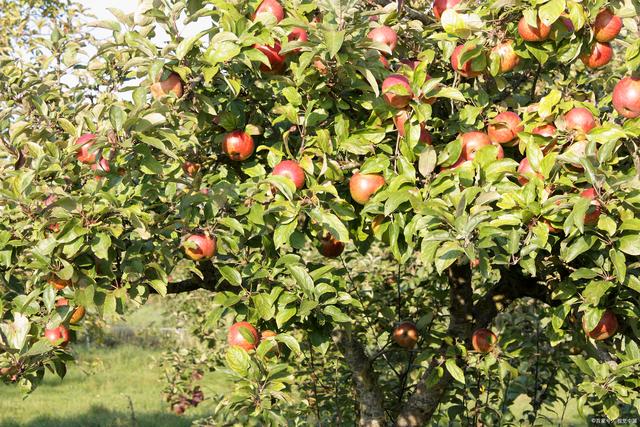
[252,0,284,22]
[48,274,70,290]
[393,321,419,349]
[150,72,183,100]
[76,133,97,164]
[55,298,85,324]
[222,131,254,161]
[183,161,201,177]
[580,187,601,225]
[492,40,520,73]
[349,173,385,204]
[518,17,551,42]
[433,0,462,19]
[564,107,596,135]
[367,26,398,52]
[382,74,413,108]
[582,310,618,340]
[44,325,70,347]
[91,157,110,174]
[612,77,640,119]
[581,42,613,69]
[400,58,420,70]
[378,55,390,69]
[488,111,523,145]
[227,321,260,351]
[440,157,471,172]
[254,42,285,73]
[451,44,483,78]
[288,27,308,53]
[593,9,622,42]
[533,123,556,138]
[517,157,543,185]
[184,233,217,260]
[272,160,305,190]
[318,233,345,258]
[493,143,505,159]
[393,110,432,144]
[461,131,491,161]
[471,328,497,353]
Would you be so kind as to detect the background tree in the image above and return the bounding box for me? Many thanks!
[1,0,640,425]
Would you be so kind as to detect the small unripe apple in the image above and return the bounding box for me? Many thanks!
[150,72,183,100]
[461,131,491,161]
[367,26,398,52]
[44,325,70,347]
[582,310,618,340]
[222,131,254,161]
[612,77,640,119]
[382,74,413,108]
[349,173,385,204]
[228,321,260,351]
[318,234,345,258]
[488,111,523,145]
[272,160,305,190]
[183,161,201,177]
[76,133,97,164]
[564,107,596,135]
[580,42,613,69]
[254,43,286,73]
[471,328,497,353]
[518,17,551,42]
[580,187,601,225]
[393,321,419,349]
[517,157,543,185]
[184,233,217,261]
[492,40,520,73]
[433,0,462,19]
[252,0,284,22]
[593,9,622,42]
[451,45,483,78]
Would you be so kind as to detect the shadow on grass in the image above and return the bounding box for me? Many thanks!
[0,404,194,427]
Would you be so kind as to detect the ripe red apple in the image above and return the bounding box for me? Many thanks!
[252,0,284,22]
[488,111,523,145]
[228,321,260,351]
[533,123,556,138]
[349,173,385,204]
[582,310,618,340]
[222,130,254,161]
[272,159,305,190]
[44,325,70,347]
[518,17,551,42]
[91,158,110,174]
[461,131,491,161]
[471,328,497,353]
[517,157,543,185]
[382,74,413,108]
[254,42,285,73]
[55,298,85,324]
[76,133,97,164]
[492,40,520,73]
[440,157,471,172]
[564,107,596,135]
[433,0,462,19]
[393,110,432,144]
[183,161,201,177]
[593,9,622,42]
[451,44,483,78]
[378,55,390,69]
[318,233,345,258]
[493,142,505,159]
[48,274,70,290]
[150,72,183,100]
[393,321,419,349]
[367,26,398,52]
[184,233,217,260]
[470,258,480,268]
[580,187,601,225]
[612,77,640,119]
[581,42,613,69]
[288,27,308,54]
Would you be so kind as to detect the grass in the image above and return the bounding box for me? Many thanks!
[0,345,208,427]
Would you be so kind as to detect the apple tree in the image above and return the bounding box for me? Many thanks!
[1,0,640,425]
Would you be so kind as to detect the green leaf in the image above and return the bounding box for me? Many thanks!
[539,0,565,26]
[445,359,465,384]
[204,41,240,64]
[90,232,111,260]
[175,33,202,60]
[276,334,301,354]
[109,105,126,131]
[324,30,345,59]
[216,265,242,286]
[252,294,275,321]
[609,249,626,284]
[287,265,315,299]
[275,306,296,328]
[225,346,250,376]
[619,235,640,255]
[322,305,351,323]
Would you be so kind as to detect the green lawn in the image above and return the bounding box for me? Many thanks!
[0,345,209,427]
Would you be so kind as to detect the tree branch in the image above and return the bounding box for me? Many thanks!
[332,327,387,427]
[162,262,235,294]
